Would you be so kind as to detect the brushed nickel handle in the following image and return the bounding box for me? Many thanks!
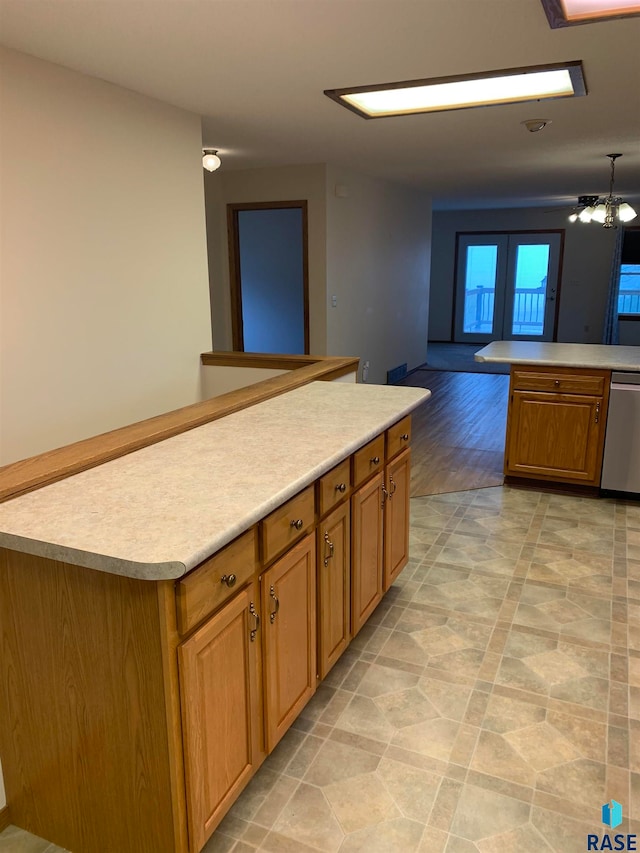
[323,531,334,567]
[371,456,380,465]
[221,573,236,588]
[269,585,280,623]
[336,483,347,493]
[291,518,304,530]
[388,474,397,500]
[401,433,409,441]
[249,602,260,642]
[595,401,601,424]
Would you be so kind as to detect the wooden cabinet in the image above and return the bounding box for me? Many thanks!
[0,416,413,853]
[178,583,262,853]
[383,448,411,590]
[505,366,610,486]
[351,471,384,636]
[262,533,316,752]
[317,501,350,679]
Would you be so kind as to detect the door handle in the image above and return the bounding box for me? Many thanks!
[323,531,334,567]
[249,602,260,642]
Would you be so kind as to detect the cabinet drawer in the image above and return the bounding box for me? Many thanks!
[176,528,257,636]
[512,369,607,396]
[262,485,315,564]
[386,416,412,460]
[318,458,351,518]
[352,434,385,488]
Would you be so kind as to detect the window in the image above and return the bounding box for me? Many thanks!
[618,230,640,316]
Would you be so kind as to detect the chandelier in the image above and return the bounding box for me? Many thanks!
[569,154,637,228]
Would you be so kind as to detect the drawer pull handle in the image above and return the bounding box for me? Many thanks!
[269,586,280,623]
[554,380,560,387]
[595,401,601,424]
[335,482,347,493]
[323,532,334,567]
[401,433,409,441]
[371,456,380,465]
[249,602,260,642]
[388,474,397,500]
[220,573,236,588]
[291,518,304,531]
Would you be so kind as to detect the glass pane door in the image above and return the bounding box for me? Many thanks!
[454,232,560,343]
[503,234,560,341]
[454,235,508,342]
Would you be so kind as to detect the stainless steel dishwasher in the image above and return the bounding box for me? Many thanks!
[601,371,640,495]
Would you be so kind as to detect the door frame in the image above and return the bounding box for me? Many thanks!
[451,229,565,343]
[227,200,310,353]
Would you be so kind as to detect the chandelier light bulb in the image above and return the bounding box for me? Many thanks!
[579,206,594,223]
[568,212,578,223]
[617,202,637,223]
[590,204,607,224]
[202,149,221,172]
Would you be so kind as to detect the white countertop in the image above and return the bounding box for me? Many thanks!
[0,382,430,581]
[475,341,640,371]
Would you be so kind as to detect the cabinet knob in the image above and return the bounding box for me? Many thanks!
[221,573,236,588]
[554,379,560,387]
[291,518,304,531]
[370,456,380,465]
[335,482,347,493]
[401,433,409,441]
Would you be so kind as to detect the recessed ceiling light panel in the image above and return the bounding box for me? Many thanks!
[324,61,586,119]
[541,0,640,27]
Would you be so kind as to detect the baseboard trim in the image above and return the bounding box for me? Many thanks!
[0,805,11,832]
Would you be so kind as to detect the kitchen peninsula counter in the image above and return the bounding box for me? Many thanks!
[475,341,640,371]
[0,381,429,581]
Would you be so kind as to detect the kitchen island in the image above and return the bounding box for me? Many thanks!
[0,380,429,853]
[476,341,640,488]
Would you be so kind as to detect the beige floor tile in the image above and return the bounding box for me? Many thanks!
[470,730,536,786]
[339,817,426,852]
[504,721,582,770]
[375,757,442,822]
[535,758,607,810]
[449,784,531,842]
[302,738,380,787]
[272,783,344,851]
[0,827,57,853]
[481,693,546,734]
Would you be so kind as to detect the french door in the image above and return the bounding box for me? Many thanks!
[453,232,562,343]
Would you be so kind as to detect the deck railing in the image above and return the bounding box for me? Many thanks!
[464,286,546,333]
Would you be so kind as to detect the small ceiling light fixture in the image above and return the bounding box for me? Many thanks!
[540,0,640,27]
[569,156,637,227]
[522,118,551,132]
[324,61,586,120]
[202,149,221,172]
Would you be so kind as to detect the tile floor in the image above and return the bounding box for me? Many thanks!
[2,486,639,853]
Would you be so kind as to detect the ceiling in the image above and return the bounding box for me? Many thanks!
[1,0,639,210]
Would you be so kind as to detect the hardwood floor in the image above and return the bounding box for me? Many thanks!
[398,369,510,497]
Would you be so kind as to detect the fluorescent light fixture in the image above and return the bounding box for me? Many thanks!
[324,62,586,119]
[541,0,640,27]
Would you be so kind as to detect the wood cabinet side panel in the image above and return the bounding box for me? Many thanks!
[0,549,176,853]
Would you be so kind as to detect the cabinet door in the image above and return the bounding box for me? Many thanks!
[178,584,261,853]
[351,471,383,637]
[262,533,316,752]
[506,391,604,484]
[384,448,411,590]
[317,501,350,679]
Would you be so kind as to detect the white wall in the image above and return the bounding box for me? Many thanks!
[429,207,616,343]
[325,167,432,385]
[0,48,212,465]
[203,165,327,354]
